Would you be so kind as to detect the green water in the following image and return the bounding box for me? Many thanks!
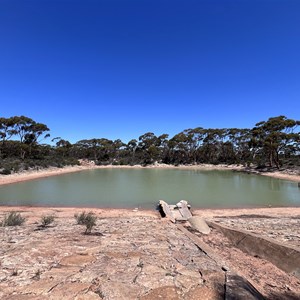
[0,169,299,208]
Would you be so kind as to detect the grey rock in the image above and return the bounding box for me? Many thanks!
[188,216,211,234]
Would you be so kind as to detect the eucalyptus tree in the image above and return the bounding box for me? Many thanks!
[53,138,73,157]
[169,128,205,164]
[126,139,138,164]
[250,116,300,168]
[168,132,189,164]
[185,128,206,163]
[0,117,15,143]
[0,116,50,159]
[199,129,226,163]
[97,138,115,162]
[74,139,99,161]
[25,122,50,145]
[75,138,119,163]
[8,116,35,143]
[0,117,15,158]
[111,139,126,162]
[157,133,169,163]
[23,122,50,158]
[137,132,160,164]
[225,128,252,164]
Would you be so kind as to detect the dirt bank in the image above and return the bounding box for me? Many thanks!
[0,164,299,187]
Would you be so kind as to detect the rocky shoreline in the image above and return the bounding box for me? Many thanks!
[0,207,299,299]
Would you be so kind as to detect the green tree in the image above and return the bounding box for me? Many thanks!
[126,139,138,164]
[53,138,73,157]
[3,116,50,159]
[251,116,300,168]
[137,132,160,164]
[199,129,226,164]
[0,117,15,158]
[157,133,169,163]
[226,128,252,164]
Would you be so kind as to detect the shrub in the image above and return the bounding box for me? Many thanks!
[1,212,26,226]
[11,163,20,172]
[74,211,89,225]
[84,213,97,234]
[40,215,55,227]
[0,168,11,175]
[74,211,97,234]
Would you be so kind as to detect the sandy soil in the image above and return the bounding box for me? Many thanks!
[0,165,97,186]
[0,163,299,187]
[261,171,300,182]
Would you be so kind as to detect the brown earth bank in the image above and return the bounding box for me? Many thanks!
[0,207,300,299]
[0,163,300,187]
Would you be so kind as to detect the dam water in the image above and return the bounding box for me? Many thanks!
[0,169,299,208]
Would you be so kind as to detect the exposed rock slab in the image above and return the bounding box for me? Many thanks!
[188,216,211,234]
[0,215,227,299]
[0,208,291,299]
[208,220,300,279]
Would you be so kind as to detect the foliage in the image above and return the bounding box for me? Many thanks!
[1,212,26,226]
[0,114,299,170]
[40,215,55,227]
[74,211,97,234]
[0,168,11,175]
[250,116,300,168]
[74,211,88,224]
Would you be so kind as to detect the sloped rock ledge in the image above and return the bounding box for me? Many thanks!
[207,221,300,279]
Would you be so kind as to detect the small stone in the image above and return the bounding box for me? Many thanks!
[222,265,229,272]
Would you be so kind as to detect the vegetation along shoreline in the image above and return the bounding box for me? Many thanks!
[0,115,299,177]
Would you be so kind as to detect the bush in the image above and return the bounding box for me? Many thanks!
[1,212,26,226]
[74,211,97,234]
[40,215,55,227]
[0,168,11,175]
[84,214,97,234]
[74,211,89,225]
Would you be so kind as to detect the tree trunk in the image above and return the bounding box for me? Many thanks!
[20,149,26,160]
[269,151,273,167]
[274,150,280,169]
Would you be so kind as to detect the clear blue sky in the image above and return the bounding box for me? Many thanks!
[1,0,299,143]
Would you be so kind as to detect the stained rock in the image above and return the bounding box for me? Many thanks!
[225,272,264,300]
[140,286,181,300]
[188,216,211,234]
[60,254,95,267]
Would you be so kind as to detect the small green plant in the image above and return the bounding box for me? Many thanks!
[1,212,26,227]
[40,215,55,227]
[74,211,88,225]
[74,211,97,234]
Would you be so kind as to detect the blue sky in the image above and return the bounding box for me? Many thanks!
[0,0,299,143]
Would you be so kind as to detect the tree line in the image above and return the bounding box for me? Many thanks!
[0,115,299,174]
